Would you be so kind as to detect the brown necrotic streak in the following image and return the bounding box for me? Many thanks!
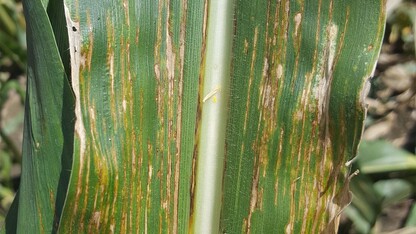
[173,0,188,232]
[188,0,208,230]
[165,0,174,230]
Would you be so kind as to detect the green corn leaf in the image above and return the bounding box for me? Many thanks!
[222,1,385,233]
[6,0,386,233]
[5,0,74,232]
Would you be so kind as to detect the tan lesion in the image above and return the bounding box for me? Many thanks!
[318,22,339,142]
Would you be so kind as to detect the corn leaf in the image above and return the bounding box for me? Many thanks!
[6,0,386,233]
[221,1,385,233]
[5,0,74,232]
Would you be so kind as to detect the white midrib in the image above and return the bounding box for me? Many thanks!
[192,0,234,233]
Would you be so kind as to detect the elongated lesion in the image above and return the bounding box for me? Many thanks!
[64,4,86,160]
[318,22,338,141]
[64,5,88,223]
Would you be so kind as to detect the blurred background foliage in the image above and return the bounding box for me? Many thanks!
[0,0,414,233]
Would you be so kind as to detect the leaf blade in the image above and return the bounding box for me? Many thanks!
[221,1,386,233]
